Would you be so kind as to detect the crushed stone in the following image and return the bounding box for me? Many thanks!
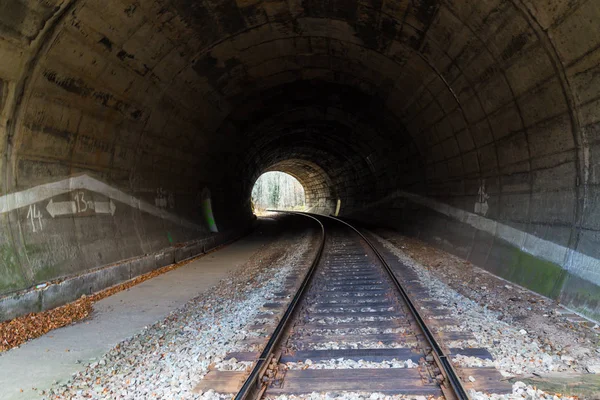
[43,226,316,400]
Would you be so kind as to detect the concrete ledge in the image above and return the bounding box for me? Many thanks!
[129,257,156,278]
[0,290,42,321]
[174,247,191,263]
[41,275,88,312]
[155,250,175,269]
[0,227,251,322]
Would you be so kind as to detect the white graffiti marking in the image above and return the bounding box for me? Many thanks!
[46,196,116,218]
[474,180,490,216]
[94,199,116,216]
[26,204,43,232]
[74,191,92,213]
[46,199,76,218]
[0,174,201,230]
[155,187,175,209]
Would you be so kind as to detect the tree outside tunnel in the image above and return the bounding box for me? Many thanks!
[251,172,305,214]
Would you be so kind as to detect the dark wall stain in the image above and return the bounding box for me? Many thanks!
[354,4,382,50]
[76,134,111,154]
[500,32,530,62]
[193,53,219,80]
[331,0,359,22]
[354,23,379,50]
[479,64,500,83]
[210,0,247,34]
[408,0,439,50]
[43,70,93,97]
[380,14,399,45]
[130,109,143,120]
[99,36,113,51]
[408,34,422,51]
[43,70,142,120]
[124,2,138,17]
[302,0,333,18]
[91,91,135,117]
[117,49,134,61]
[170,0,225,48]
[413,0,439,26]
[193,53,243,92]
[238,2,267,27]
[24,122,75,142]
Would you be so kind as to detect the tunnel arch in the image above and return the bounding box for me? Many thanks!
[0,0,599,320]
[263,159,337,215]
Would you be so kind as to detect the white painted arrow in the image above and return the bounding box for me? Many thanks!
[94,199,116,216]
[0,174,202,230]
[46,199,76,218]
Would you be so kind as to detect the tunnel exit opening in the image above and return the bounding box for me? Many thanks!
[251,171,306,215]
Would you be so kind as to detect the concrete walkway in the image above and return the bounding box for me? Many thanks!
[0,219,278,400]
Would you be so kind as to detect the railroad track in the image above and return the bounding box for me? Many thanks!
[196,213,512,399]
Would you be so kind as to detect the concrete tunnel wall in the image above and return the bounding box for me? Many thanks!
[1,0,600,320]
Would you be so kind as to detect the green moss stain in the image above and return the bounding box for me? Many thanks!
[33,262,67,283]
[0,244,28,294]
[22,241,78,285]
[24,243,44,257]
[167,231,173,244]
[560,274,600,322]
[22,241,63,284]
[505,249,567,299]
[489,245,566,299]
[481,240,600,321]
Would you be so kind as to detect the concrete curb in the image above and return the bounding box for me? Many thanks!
[0,226,252,322]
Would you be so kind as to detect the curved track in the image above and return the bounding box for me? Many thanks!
[235,212,469,399]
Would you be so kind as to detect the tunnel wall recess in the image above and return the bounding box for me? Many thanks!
[0,0,600,321]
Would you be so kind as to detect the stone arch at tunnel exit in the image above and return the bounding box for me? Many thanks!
[262,159,338,215]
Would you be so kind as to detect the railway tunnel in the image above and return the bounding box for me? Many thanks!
[1,0,600,326]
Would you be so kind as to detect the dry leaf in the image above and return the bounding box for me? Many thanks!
[0,256,199,352]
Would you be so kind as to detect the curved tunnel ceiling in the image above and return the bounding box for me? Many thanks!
[1,0,600,317]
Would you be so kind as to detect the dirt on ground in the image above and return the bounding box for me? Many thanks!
[371,228,600,368]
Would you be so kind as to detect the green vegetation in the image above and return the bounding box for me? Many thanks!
[252,171,305,214]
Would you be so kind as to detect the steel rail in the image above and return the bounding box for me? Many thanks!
[234,212,326,400]
[237,211,469,399]
[324,214,470,400]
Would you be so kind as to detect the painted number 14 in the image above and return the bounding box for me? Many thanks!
[27,204,43,232]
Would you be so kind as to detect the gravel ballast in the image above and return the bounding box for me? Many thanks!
[285,358,419,370]
[370,231,600,400]
[265,393,438,400]
[33,219,600,400]
[42,225,317,400]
